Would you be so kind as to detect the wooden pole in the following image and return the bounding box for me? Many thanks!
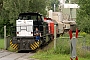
[4,26,7,50]
[54,25,56,50]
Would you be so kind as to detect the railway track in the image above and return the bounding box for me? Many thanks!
[0,50,36,60]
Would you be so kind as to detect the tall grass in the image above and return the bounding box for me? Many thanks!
[55,37,70,54]
[0,39,4,49]
[31,32,90,60]
[55,32,90,58]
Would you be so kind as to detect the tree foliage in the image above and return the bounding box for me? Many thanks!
[77,0,90,33]
[47,0,59,12]
[0,0,49,37]
[0,0,59,37]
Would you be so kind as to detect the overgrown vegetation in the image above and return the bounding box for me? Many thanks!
[31,49,90,60]
[0,0,59,38]
[0,0,47,37]
[77,0,90,33]
[31,32,90,60]
[8,46,17,52]
[0,39,4,49]
[0,39,17,52]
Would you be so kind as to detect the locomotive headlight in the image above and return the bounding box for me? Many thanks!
[17,32,19,34]
[31,32,33,34]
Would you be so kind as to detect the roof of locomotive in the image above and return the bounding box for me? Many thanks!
[19,12,42,16]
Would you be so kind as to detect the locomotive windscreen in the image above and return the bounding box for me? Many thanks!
[18,15,38,20]
[18,13,42,21]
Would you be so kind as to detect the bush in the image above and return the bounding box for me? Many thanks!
[8,46,17,52]
[55,33,90,58]
[79,32,87,37]
[55,37,70,54]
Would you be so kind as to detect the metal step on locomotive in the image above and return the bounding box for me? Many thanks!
[10,12,56,51]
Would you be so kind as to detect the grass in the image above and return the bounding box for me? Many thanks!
[0,39,17,52]
[0,39,4,49]
[31,32,90,60]
[31,50,90,60]
[8,46,17,52]
[32,52,70,60]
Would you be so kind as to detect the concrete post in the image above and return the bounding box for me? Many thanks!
[6,35,10,49]
[54,4,56,12]
[4,26,7,50]
[69,29,78,60]
[70,37,77,58]
[54,25,56,50]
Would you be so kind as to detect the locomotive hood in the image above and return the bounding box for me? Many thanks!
[16,19,33,36]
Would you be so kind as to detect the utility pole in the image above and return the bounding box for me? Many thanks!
[69,29,78,60]
[4,26,7,50]
[54,4,56,12]
[54,25,56,50]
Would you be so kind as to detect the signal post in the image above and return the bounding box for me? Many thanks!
[69,28,78,60]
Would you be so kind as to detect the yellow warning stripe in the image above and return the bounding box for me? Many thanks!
[30,41,40,50]
[30,45,34,50]
[32,43,36,50]
[30,46,34,50]
[10,40,18,50]
[11,44,13,47]
[12,44,16,47]
[10,43,12,45]
[14,45,18,50]
[37,41,39,44]
[10,44,18,50]
[36,41,39,47]
[34,42,39,47]
[31,44,36,50]
[34,42,38,48]
[31,43,37,50]
[14,44,18,48]
[10,41,11,44]
[33,43,37,48]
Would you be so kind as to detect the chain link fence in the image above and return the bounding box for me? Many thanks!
[55,35,90,58]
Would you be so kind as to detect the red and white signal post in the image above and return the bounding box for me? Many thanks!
[69,28,78,60]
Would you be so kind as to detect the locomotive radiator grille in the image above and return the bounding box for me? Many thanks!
[30,41,39,50]
[10,40,18,50]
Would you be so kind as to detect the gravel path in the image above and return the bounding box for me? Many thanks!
[0,50,37,60]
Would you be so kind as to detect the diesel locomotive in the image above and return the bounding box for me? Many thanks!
[10,12,55,51]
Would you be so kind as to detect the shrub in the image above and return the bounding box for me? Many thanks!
[79,32,87,37]
[55,37,70,54]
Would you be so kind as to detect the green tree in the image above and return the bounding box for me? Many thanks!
[77,0,90,33]
[65,0,69,3]
[2,0,47,25]
[29,0,47,15]
[47,0,59,12]
[0,0,48,37]
[0,0,3,11]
